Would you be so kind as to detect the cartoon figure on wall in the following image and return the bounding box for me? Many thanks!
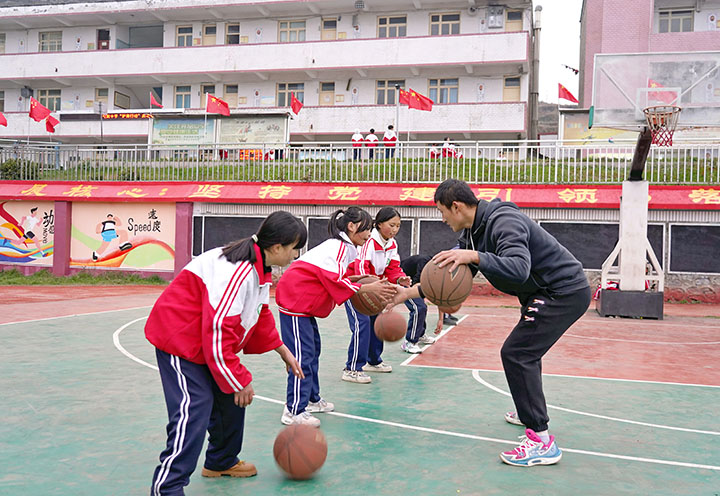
[93,213,132,261]
[0,201,54,263]
[70,203,175,270]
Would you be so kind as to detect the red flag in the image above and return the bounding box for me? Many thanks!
[648,79,677,104]
[45,115,59,133]
[558,83,579,104]
[206,94,230,116]
[150,92,163,108]
[29,97,51,122]
[399,89,433,111]
[0,112,6,127]
[399,89,411,106]
[290,92,303,114]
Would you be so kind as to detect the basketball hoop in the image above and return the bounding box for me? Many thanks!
[643,105,681,147]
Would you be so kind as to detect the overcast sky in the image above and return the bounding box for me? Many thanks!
[533,0,584,103]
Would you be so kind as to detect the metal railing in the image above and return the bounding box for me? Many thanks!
[1,139,718,184]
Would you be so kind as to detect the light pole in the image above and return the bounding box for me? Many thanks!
[98,101,104,143]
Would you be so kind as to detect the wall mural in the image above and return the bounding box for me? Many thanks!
[70,202,176,270]
[0,201,55,264]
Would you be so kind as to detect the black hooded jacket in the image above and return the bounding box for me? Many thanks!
[459,199,588,302]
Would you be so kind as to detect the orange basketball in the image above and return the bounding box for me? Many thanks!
[420,261,473,307]
[273,424,328,480]
[350,276,388,316]
[373,310,406,342]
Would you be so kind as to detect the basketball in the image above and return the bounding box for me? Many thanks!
[374,310,406,342]
[420,261,473,307]
[350,276,388,315]
[273,424,328,480]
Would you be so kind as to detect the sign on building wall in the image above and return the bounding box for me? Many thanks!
[70,202,176,270]
[218,116,287,144]
[152,118,214,145]
[0,200,55,265]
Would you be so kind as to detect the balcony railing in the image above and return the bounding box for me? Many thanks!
[1,140,718,185]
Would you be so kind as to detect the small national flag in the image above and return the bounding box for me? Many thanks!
[648,79,677,104]
[29,97,52,122]
[46,115,60,133]
[399,88,433,111]
[206,94,231,116]
[558,83,579,104]
[150,92,163,108]
[290,92,303,114]
[0,112,7,127]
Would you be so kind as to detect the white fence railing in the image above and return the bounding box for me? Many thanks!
[1,140,718,184]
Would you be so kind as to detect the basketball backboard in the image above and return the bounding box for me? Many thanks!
[591,51,720,129]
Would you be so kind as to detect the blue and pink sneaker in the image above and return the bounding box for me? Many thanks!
[499,429,562,467]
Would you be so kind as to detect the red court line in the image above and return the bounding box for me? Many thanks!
[412,309,720,387]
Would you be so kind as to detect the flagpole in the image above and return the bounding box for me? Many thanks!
[394,84,400,159]
[204,93,208,143]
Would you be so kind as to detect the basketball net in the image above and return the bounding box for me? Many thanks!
[643,105,682,147]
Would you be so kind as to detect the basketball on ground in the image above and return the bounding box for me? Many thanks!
[374,310,406,342]
[273,424,328,480]
[420,261,473,307]
[350,276,388,315]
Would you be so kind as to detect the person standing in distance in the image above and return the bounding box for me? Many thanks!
[390,179,591,467]
[365,128,378,160]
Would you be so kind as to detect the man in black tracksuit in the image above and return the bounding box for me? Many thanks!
[393,179,591,467]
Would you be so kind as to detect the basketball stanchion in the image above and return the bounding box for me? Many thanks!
[643,105,682,147]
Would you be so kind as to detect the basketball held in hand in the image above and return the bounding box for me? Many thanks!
[273,424,328,480]
[350,276,388,316]
[420,261,473,307]
[374,310,406,342]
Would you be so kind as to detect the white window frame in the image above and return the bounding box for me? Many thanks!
[658,9,694,33]
[377,15,407,38]
[430,12,460,36]
[428,78,459,104]
[278,20,306,42]
[39,31,63,52]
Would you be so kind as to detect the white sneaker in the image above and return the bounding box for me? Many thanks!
[363,362,392,373]
[342,369,372,384]
[504,411,524,426]
[281,406,321,427]
[401,340,423,354]
[417,335,437,345]
[307,398,334,413]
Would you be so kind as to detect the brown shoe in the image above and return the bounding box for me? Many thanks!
[201,460,257,478]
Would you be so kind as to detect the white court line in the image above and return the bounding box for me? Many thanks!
[0,305,153,326]
[113,318,720,472]
[472,370,720,436]
[410,362,720,389]
[400,314,468,366]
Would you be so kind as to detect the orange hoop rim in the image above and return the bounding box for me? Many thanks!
[643,105,682,146]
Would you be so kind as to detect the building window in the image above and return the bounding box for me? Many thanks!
[505,9,523,31]
[277,83,304,107]
[378,16,407,38]
[201,84,216,97]
[0,33,5,54]
[376,80,405,105]
[658,10,694,33]
[226,23,240,44]
[224,85,238,107]
[503,76,521,101]
[175,85,191,108]
[95,88,108,104]
[202,24,216,45]
[428,78,458,104]
[279,20,306,42]
[38,89,61,111]
[0,91,4,112]
[39,31,63,52]
[176,26,193,47]
[430,13,460,36]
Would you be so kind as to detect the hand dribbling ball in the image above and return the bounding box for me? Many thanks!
[273,424,328,480]
[420,261,472,307]
[374,310,406,342]
[350,276,388,315]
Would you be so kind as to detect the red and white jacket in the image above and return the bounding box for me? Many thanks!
[383,129,397,147]
[365,133,378,147]
[276,232,360,318]
[351,228,406,283]
[145,244,281,394]
[351,132,364,148]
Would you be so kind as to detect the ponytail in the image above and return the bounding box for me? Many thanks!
[328,206,373,240]
[222,211,307,264]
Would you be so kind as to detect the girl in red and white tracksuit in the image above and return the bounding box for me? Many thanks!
[275,207,396,427]
[344,207,411,382]
[146,211,306,496]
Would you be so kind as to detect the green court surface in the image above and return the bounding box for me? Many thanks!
[1,303,719,496]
